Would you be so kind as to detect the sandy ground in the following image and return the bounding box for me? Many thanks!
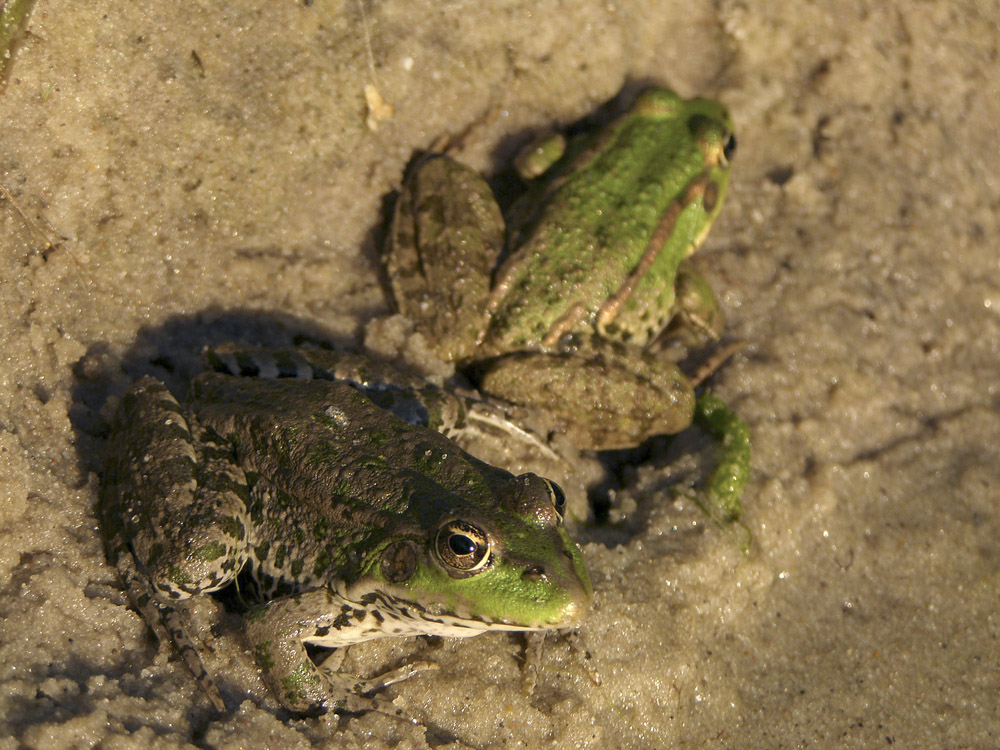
[1,1,997,748]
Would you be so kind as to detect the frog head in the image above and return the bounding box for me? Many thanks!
[357,472,592,633]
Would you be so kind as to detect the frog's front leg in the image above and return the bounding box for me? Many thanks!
[316,650,439,713]
[666,261,726,347]
[99,377,251,709]
[245,588,435,718]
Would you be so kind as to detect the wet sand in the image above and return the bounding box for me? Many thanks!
[0,1,996,747]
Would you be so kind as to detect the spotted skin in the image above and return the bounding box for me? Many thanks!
[384,89,750,531]
[386,89,739,451]
[99,345,591,716]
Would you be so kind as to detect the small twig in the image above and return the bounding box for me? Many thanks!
[0,180,63,252]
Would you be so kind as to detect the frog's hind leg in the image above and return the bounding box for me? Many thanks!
[473,336,697,450]
[103,377,252,598]
[385,154,505,362]
[100,376,251,710]
[204,343,566,468]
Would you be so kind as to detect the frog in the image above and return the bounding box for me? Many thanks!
[98,343,592,718]
[385,87,749,524]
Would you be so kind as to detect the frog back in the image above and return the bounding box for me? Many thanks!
[186,372,590,630]
[486,89,734,352]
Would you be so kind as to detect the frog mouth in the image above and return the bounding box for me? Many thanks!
[348,588,537,638]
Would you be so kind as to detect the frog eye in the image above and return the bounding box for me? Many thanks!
[723,133,737,164]
[543,478,567,522]
[434,520,492,575]
[688,115,735,167]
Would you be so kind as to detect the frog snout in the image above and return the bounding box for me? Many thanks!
[557,583,592,626]
[523,558,592,625]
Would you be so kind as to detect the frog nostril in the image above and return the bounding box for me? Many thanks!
[523,564,548,582]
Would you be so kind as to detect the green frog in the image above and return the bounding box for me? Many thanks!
[99,344,592,717]
[386,88,748,523]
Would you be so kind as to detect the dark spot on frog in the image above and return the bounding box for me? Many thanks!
[333,612,352,629]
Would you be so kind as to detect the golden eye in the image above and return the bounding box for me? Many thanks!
[544,478,567,522]
[434,520,491,575]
